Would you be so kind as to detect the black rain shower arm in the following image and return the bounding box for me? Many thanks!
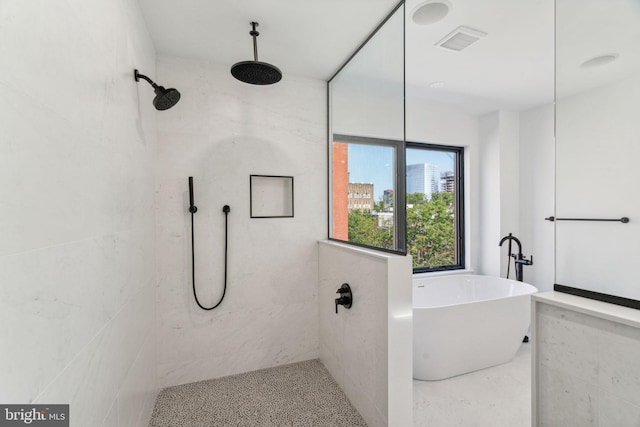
[250,21,259,61]
[134,69,181,111]
[134,69,157,88]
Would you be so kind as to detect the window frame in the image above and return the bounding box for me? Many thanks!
[329,134,407,255]
[406,141,465,273]
[328,137,466,270]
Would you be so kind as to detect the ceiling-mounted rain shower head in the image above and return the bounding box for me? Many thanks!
[231,22,282,85]
[134,69,181,110]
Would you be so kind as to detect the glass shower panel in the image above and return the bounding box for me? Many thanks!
[555,0,640,303]
[329,4,405,253]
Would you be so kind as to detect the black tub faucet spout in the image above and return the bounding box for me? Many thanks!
[499,233,533,282]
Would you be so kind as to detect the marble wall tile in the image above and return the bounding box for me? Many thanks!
[33,282,155,425]
[599,323,640,407]
[0,0,118,133]
[0,0,158,425]
[320,343,385,427]
[158,337,319,389]
[535,300,640,427]
[101,402,119,427]
[0,234,150,402]
[536,303,600,384]
[538,365,599,426]
[155,56,326,387]
[0,83,109,256]
[318,241,413,427]
[158,298,318,368]
[116,328,157,427]
[599,393,640,427]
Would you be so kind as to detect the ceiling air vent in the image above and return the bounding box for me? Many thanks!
[435,26,487,51]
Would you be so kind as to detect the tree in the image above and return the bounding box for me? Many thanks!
[348,210,393,249]
[374,197,385,213]
[406,192,427,206]
[347,192,456,264]
[407,192,455,267]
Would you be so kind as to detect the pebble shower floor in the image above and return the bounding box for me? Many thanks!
[148,359,368,427]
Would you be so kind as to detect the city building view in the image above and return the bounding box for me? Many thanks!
[332,140,460,269]
[407,163,440,200]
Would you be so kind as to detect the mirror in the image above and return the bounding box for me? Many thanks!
[555,0,640,306]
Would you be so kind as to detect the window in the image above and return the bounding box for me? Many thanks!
[406,143,464,272]
[330,135,406,253]
[330,137,464,271]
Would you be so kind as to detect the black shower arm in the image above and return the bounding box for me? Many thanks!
[134,69,158,89]
[250,22,259,62]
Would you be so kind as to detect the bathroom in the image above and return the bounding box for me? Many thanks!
[1,0,639,426]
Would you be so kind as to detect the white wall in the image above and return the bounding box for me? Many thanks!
[478,113,501,275]
[478,111,522,277]
[475,103,554,291]
[155,56,327,387]
[406,99,481,273]
[499,111,521,271]
[318,241,413,427]
[0,1,158,425]
[555,76,640,299]
[519,103,555,292]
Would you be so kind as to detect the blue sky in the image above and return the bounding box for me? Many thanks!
[348,144,455,201]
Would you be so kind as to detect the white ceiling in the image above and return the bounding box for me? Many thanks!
[138,0,638,116]
[555,0,640,100]
[138,0,401,81]
[405,0,555,114]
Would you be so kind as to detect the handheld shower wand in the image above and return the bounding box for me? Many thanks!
[188,177,197,213]
[188,177,230,311]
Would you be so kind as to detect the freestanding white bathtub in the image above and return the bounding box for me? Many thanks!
[413,274,537,381]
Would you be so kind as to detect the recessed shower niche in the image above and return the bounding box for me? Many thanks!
[250,175,294,218]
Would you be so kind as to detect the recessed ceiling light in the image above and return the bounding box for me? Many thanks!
[412,1,451,26]
[429,81,446,89]
[580,54,619,68]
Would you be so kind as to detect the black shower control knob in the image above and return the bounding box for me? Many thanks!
[334,283,353,313]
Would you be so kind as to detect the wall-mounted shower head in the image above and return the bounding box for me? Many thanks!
[134,69,181,110]
[231,22,282,85]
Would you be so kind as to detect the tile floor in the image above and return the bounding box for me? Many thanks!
[148,344,530,426]
[148,359,367,427]
[414,343,531,427]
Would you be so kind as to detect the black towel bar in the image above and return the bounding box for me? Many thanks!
[545,216,629,223]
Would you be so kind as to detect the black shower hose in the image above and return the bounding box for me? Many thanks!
[190,206,229,310]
